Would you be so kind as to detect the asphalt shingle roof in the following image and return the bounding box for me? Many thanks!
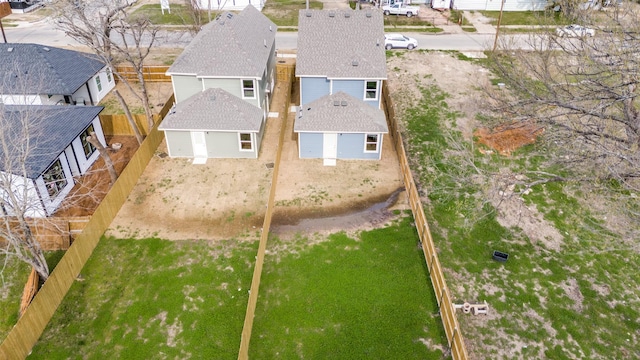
[296,9,387,79]
[167,5,277,78]
[294,92,388,133]
[0,105,103,179]
[0,43,106,95]
[159,88,264,132]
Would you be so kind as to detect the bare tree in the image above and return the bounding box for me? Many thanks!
[486,7,640,191]
[0,105,51,281]
[51,0,158,135]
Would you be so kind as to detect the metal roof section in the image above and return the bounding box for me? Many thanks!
[0,43,106,96]
[296,9,387,79]
[0,105,103,179]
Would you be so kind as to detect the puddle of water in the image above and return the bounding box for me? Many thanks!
[271,187,405,235]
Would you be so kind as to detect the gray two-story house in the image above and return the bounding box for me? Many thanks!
[160,5,277,159]
[294,9,388,166]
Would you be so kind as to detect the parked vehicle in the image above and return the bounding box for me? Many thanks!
[556,24,595,37]
[384,33,418,50]
[382,3,420,17]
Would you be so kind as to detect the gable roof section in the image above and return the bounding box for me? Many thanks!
[296,9,387,79]
[167,5,277,78]
[159,88,264,132]
[294,92,388,133]
[0,43,106,96]
[0,105,103,179]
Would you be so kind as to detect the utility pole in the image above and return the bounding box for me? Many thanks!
[492,0,506,52]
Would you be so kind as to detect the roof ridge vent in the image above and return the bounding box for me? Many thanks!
[341,101,347,106]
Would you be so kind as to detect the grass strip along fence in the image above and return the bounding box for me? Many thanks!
[0,97,175,360]
[382,82,469,360]
[237,61,295,359]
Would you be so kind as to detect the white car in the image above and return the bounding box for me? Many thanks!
[556,24,595,37]
[384,33,418,50]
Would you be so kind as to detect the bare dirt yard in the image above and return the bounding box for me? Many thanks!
[106,79,406,241]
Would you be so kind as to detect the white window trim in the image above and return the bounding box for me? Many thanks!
[241,79,256,99]
[364,133,379,153]
[238,133,254,152]
[95,76,102,92]
[364,80,379,101]
[106,68,113,83]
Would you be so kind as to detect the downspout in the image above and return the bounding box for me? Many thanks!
[85,82,95,105]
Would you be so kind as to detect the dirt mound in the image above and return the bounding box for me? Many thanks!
[474,121,544,155]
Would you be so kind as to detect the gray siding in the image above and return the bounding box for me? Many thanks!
[255,118,266,154]
[298,132,323,158]
[301,77,330,105]
[332,80,364,100]
[337,133,381,160]
[165,131,194,157]
[173,75,203,103]
[202,78,261,108]
[205,132,258,158]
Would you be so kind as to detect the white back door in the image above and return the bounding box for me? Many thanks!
[323,133,338,166]
[191,132,207,158]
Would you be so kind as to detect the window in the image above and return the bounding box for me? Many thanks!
[80,124,97,158]
[95,76,102,92]
[242,79,255,98]
[42,159,67,198]
[239,133,253,151]
[365,81,379,100]
[365,134,378,152]
[106,68,113,83]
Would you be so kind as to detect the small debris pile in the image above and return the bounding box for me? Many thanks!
[475,121,544,155]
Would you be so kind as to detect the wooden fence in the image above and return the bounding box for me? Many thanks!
[237,62,295,359]
[0,217,89,252]
[382,82,469,360]
[0,116,168,360]
[114,65,171,83]
[99,94,175,136]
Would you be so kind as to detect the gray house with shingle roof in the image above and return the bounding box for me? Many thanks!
[0,43,115,106]
[159,88,264,158]
[0,105,107,217]
[295,9,388,165]
[163,5,276,159]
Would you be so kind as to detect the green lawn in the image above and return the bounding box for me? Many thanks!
[262,0,323,27]
[28,238,258,359]
[251,216,447,359]
[397,67,640,358]
[0,251,65,341]
[480,10,568,26]
[24,219,446,358]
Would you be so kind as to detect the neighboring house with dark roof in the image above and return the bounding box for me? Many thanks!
[159,88,264,158]
[0,105,107,217]
[0,43,115,106]
[162,5,277,159]
[295,9,388,165]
